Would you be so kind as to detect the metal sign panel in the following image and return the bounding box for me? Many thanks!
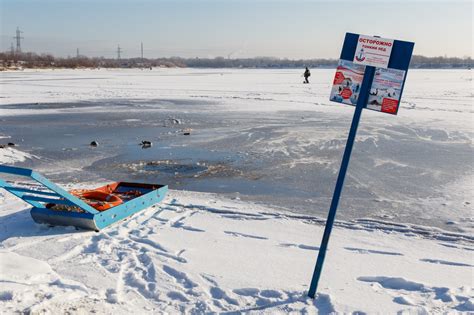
[330,32,414,115]
[353,34,394,68]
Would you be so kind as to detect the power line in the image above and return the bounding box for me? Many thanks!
[13,27,24,53]
[117,45,122,60]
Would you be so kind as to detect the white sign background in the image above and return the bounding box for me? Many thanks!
[353,35,394,68]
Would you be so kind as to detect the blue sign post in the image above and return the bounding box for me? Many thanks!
[307,33,414,299]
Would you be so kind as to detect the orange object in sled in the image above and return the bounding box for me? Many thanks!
[71,189,123,211]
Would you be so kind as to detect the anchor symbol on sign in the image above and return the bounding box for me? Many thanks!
[356,48,366,62]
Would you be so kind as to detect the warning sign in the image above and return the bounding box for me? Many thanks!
[353,35,394,68]
[329,32,414,115]
[333,71,345,85]
[340,88,352,99]
[367,67,406,115]
[381,98,399,114]
[330,59,365,106]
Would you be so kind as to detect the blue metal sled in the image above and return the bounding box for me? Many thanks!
[0,165,168,231]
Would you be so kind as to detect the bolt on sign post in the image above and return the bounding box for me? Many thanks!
[307,33,414,299]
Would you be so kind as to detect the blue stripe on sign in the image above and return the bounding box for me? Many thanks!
[340,32,359,61]
[388,40,415,70]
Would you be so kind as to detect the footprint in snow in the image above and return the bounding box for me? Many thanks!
[344,247,403,256]
[280,243,319,251]
[167,291,189,302]
[209,287,239,306]
[233,288,260,296]
[172,220,205,232]
[420,258,473,267]
[162,265,198,289]
[259,289,282,299]
[358,276,472,311]
[105,288,119,304]
[224,231,267,240]
[233,287,284,300]
[357,276,426,292]
[0,291,14,301]
[201,274,239,306]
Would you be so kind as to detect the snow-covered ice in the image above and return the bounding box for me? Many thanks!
[0,146,36,165]
[0,68,472,313]
[1,68,472,231]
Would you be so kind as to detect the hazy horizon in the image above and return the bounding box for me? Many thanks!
[1,0,472,59]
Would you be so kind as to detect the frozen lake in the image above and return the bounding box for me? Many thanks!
[0,68,472,231]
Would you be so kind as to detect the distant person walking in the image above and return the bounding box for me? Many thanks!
[303,67,311,84]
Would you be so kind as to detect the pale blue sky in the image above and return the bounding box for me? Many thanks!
[0,0,472,58]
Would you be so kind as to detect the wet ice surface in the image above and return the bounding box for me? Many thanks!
[0,69,472,232]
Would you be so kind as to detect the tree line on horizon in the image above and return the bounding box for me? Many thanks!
[0,51,472,69]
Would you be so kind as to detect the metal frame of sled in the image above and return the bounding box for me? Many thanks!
[0,165,168,231]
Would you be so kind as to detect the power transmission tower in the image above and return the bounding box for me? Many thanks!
[117,45,122,60]
[141,42,143,60]
[76,48,80,58]
[10,43,15,55]
[13,27,24,53]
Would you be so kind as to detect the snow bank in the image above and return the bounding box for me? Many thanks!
[0,187,471,314]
